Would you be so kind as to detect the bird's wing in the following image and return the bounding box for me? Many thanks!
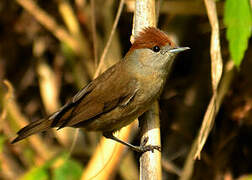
[50,62,137,129]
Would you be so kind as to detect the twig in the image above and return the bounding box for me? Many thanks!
[180,61,234,180]
[68,128,80,156]
[162,158,182,176]
[90,0,98,67]
[1,80,57,160]
[195,0,223,160]
[16,0,83,55]
[205,0,223,93]
[180,0,224,179]
[94,0,124,78]
[81,1,133,179]
[36,61,60,114]
[81,125,132,180]
[57,0,91,58]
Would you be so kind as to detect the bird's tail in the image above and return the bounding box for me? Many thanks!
[11,118,52,143]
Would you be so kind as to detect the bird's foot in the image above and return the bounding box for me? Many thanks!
[136,136,161,153]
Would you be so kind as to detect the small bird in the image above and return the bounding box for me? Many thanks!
[12,27,189,152]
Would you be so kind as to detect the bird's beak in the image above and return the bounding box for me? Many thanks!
[168,47,190,53]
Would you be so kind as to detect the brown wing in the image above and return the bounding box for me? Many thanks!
[50,62,137,129]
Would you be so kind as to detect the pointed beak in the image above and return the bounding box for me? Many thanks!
[168,47,190,53]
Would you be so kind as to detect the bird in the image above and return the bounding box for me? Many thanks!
[12,27,189,153]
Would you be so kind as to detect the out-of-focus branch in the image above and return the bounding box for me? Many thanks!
[81,125,133,180]
[180,61,235,180]
[57,0,91,58]
[180,0,225,179]
[126,0,224,16]
[94,0,124,78]
[1,80,57,160]
[162,158,182,177]
[119,152,139,180]
[90,0,98,67]
[0,147,24,179]
[16,0,84,55]
[81,1,131,179]
[33,37,76,148]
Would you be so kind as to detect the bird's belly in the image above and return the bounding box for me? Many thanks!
[83,103,148,132]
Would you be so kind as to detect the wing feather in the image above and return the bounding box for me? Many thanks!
[51,62,138,129]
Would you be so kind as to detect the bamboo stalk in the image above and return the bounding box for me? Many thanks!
[132,0,162,179]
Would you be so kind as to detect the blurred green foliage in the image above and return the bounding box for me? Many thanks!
[21,153,83,180]
[21,165,49,180]
[224,0,252,67]
[53,156,83,180]
[0,135,6,153]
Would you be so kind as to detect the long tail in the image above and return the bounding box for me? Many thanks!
[11,118,52,143]
[11,100,78,144]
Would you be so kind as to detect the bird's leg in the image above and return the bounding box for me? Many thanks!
[103,132,161,153]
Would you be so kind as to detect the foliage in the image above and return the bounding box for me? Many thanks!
[21,153,83,180]
[224,0,252,67]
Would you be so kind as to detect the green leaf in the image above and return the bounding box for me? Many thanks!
[21,166,49,180]
[20,153,83,180]
[224,0,252,67]
[53,158,83,180]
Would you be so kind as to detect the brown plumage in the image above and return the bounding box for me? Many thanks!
[12,62,137,143]
[12,27,189,152]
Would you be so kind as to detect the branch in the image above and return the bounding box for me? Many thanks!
[132,0,161,179]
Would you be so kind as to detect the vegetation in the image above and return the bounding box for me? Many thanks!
[0,0,251,179]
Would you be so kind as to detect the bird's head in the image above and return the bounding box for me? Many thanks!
[126,27,189,73]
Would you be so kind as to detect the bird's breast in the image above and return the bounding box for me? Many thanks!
[136,72,165,104]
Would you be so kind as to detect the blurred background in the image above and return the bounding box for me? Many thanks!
[0,0,251,179]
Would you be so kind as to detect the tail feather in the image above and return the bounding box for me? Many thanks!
[11,101,76,144]
[11,118,51,144]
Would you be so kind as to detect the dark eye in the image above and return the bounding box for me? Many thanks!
[152,45,160,52]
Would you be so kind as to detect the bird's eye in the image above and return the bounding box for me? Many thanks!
[152,46,160,52]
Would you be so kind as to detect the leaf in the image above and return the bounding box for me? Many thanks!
[21,166,49,180]
[20,153,83,180]
[224,0,252,67]
[53,158,83,180]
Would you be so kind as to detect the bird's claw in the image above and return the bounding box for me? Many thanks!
[139,136,161,153]
[139,145,161,153]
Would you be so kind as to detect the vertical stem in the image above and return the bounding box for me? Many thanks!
[131,0,156,43]
[180,0,224,179]
[132,0,162,179]
[139,102,162,180]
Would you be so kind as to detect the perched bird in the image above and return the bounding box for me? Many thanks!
[12,27,189,152]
